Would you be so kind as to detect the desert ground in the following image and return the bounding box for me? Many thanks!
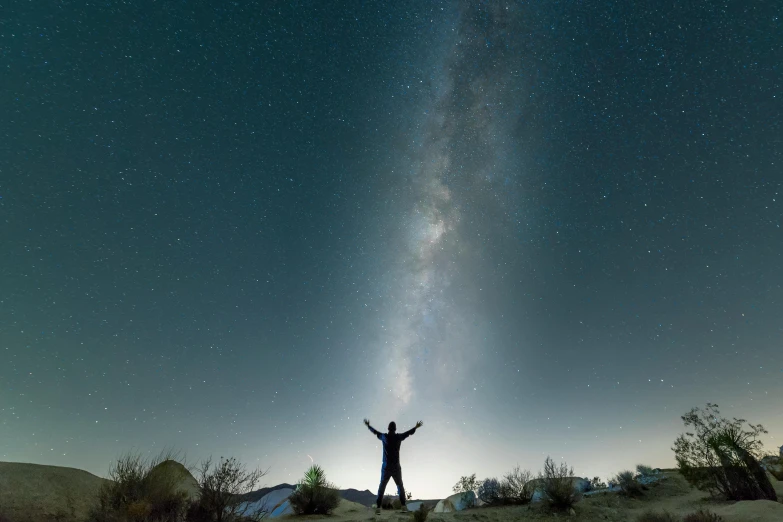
[310,473,783,522]
[1,463,782,522]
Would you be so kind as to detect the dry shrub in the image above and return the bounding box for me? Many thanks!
[412,503,430,522]
[499,467,535,505]
[636,464,654,477]
[193,456,267,522]
[636,510,678,522]
[683,509,724,522]
[88,450,189,522]
[477,478,501,505]
[540,456,581,511]
[615,470,644,497]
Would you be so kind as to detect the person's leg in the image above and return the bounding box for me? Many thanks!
[376,466,392,509]
[391,467,406,507]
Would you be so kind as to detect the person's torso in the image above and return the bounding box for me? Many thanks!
[381,433,403,466]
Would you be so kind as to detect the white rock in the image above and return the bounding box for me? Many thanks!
[240,487,294,518]
[433,491,476,512]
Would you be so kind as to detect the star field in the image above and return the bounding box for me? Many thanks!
[1,0,781,498]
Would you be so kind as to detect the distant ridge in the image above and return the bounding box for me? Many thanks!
[339,487,376,506]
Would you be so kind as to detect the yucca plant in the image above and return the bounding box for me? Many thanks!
[673,403,775,501]
[302,464,328,489]
[289,464,341,515]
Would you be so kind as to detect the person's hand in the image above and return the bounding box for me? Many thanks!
[364,418,370,426]
[415,420,423,429]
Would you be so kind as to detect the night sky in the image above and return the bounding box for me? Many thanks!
[2,0,782,499]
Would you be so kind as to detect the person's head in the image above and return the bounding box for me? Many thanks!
[388,421,397,433]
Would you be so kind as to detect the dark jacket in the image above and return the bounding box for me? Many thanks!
[368,425,416,468]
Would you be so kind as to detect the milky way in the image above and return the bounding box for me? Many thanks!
[376,2,526,410]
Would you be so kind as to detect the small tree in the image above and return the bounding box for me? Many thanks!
[672,403,776,501]
[288,464,341,515]
[614,470,644,497]
[477,478,501,505]
[194,456,268,522]
[589,477,606,490]
[499,466,534,504]
[540,457,580,511]
[452,474,479,508]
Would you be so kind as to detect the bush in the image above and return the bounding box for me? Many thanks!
[412,503,430,522]
[499,466,534,505]
[452,474,479,508]
[288,465,341,515]
[477,478,501,505]
[589,477,607,490]
[380,495,395,509]
[683,509,724,522]
[636,465,654,478]
[615,470,644,497]
[88,451,189,522]
[636,510,678,522]
[540,456,580,511]
[193,456,267,522]
[672,403,776,501]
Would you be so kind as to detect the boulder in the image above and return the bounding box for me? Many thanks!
[527,477,590,502]
[433,491,475,512]
[240,487,294,518]
[761,455,782,477]
[147,460,200,502]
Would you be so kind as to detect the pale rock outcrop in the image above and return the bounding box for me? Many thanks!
[527,477,591,502]
[239,487,295,518]
[433,491,476,512]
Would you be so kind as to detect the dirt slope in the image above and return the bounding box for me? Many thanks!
[0,461,110,522]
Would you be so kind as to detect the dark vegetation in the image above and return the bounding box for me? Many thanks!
[614,470,645,497]
[192,457,267,522]
[412,503,430,522]
[682,510,724,522]
[88,451,267,522]
[457,457,579,512]
[672,403,776,501]
[380,495,399,510]
[288,465,341,515]
[451,474,479,508]
[589,476,607,490]
[88,451,190,522]
[539,456,581,511]
[637,511,679,522]
[637,510,724,522]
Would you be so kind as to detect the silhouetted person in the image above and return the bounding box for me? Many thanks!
[364,418,423,515]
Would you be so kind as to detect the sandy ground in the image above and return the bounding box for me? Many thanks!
[1,464,781,522]
[295,473,783,522]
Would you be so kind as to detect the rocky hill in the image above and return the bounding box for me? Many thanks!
[0,461,110,522]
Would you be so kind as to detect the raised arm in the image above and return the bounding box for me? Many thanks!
[364,418,382,439]
[400,420,424,440]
